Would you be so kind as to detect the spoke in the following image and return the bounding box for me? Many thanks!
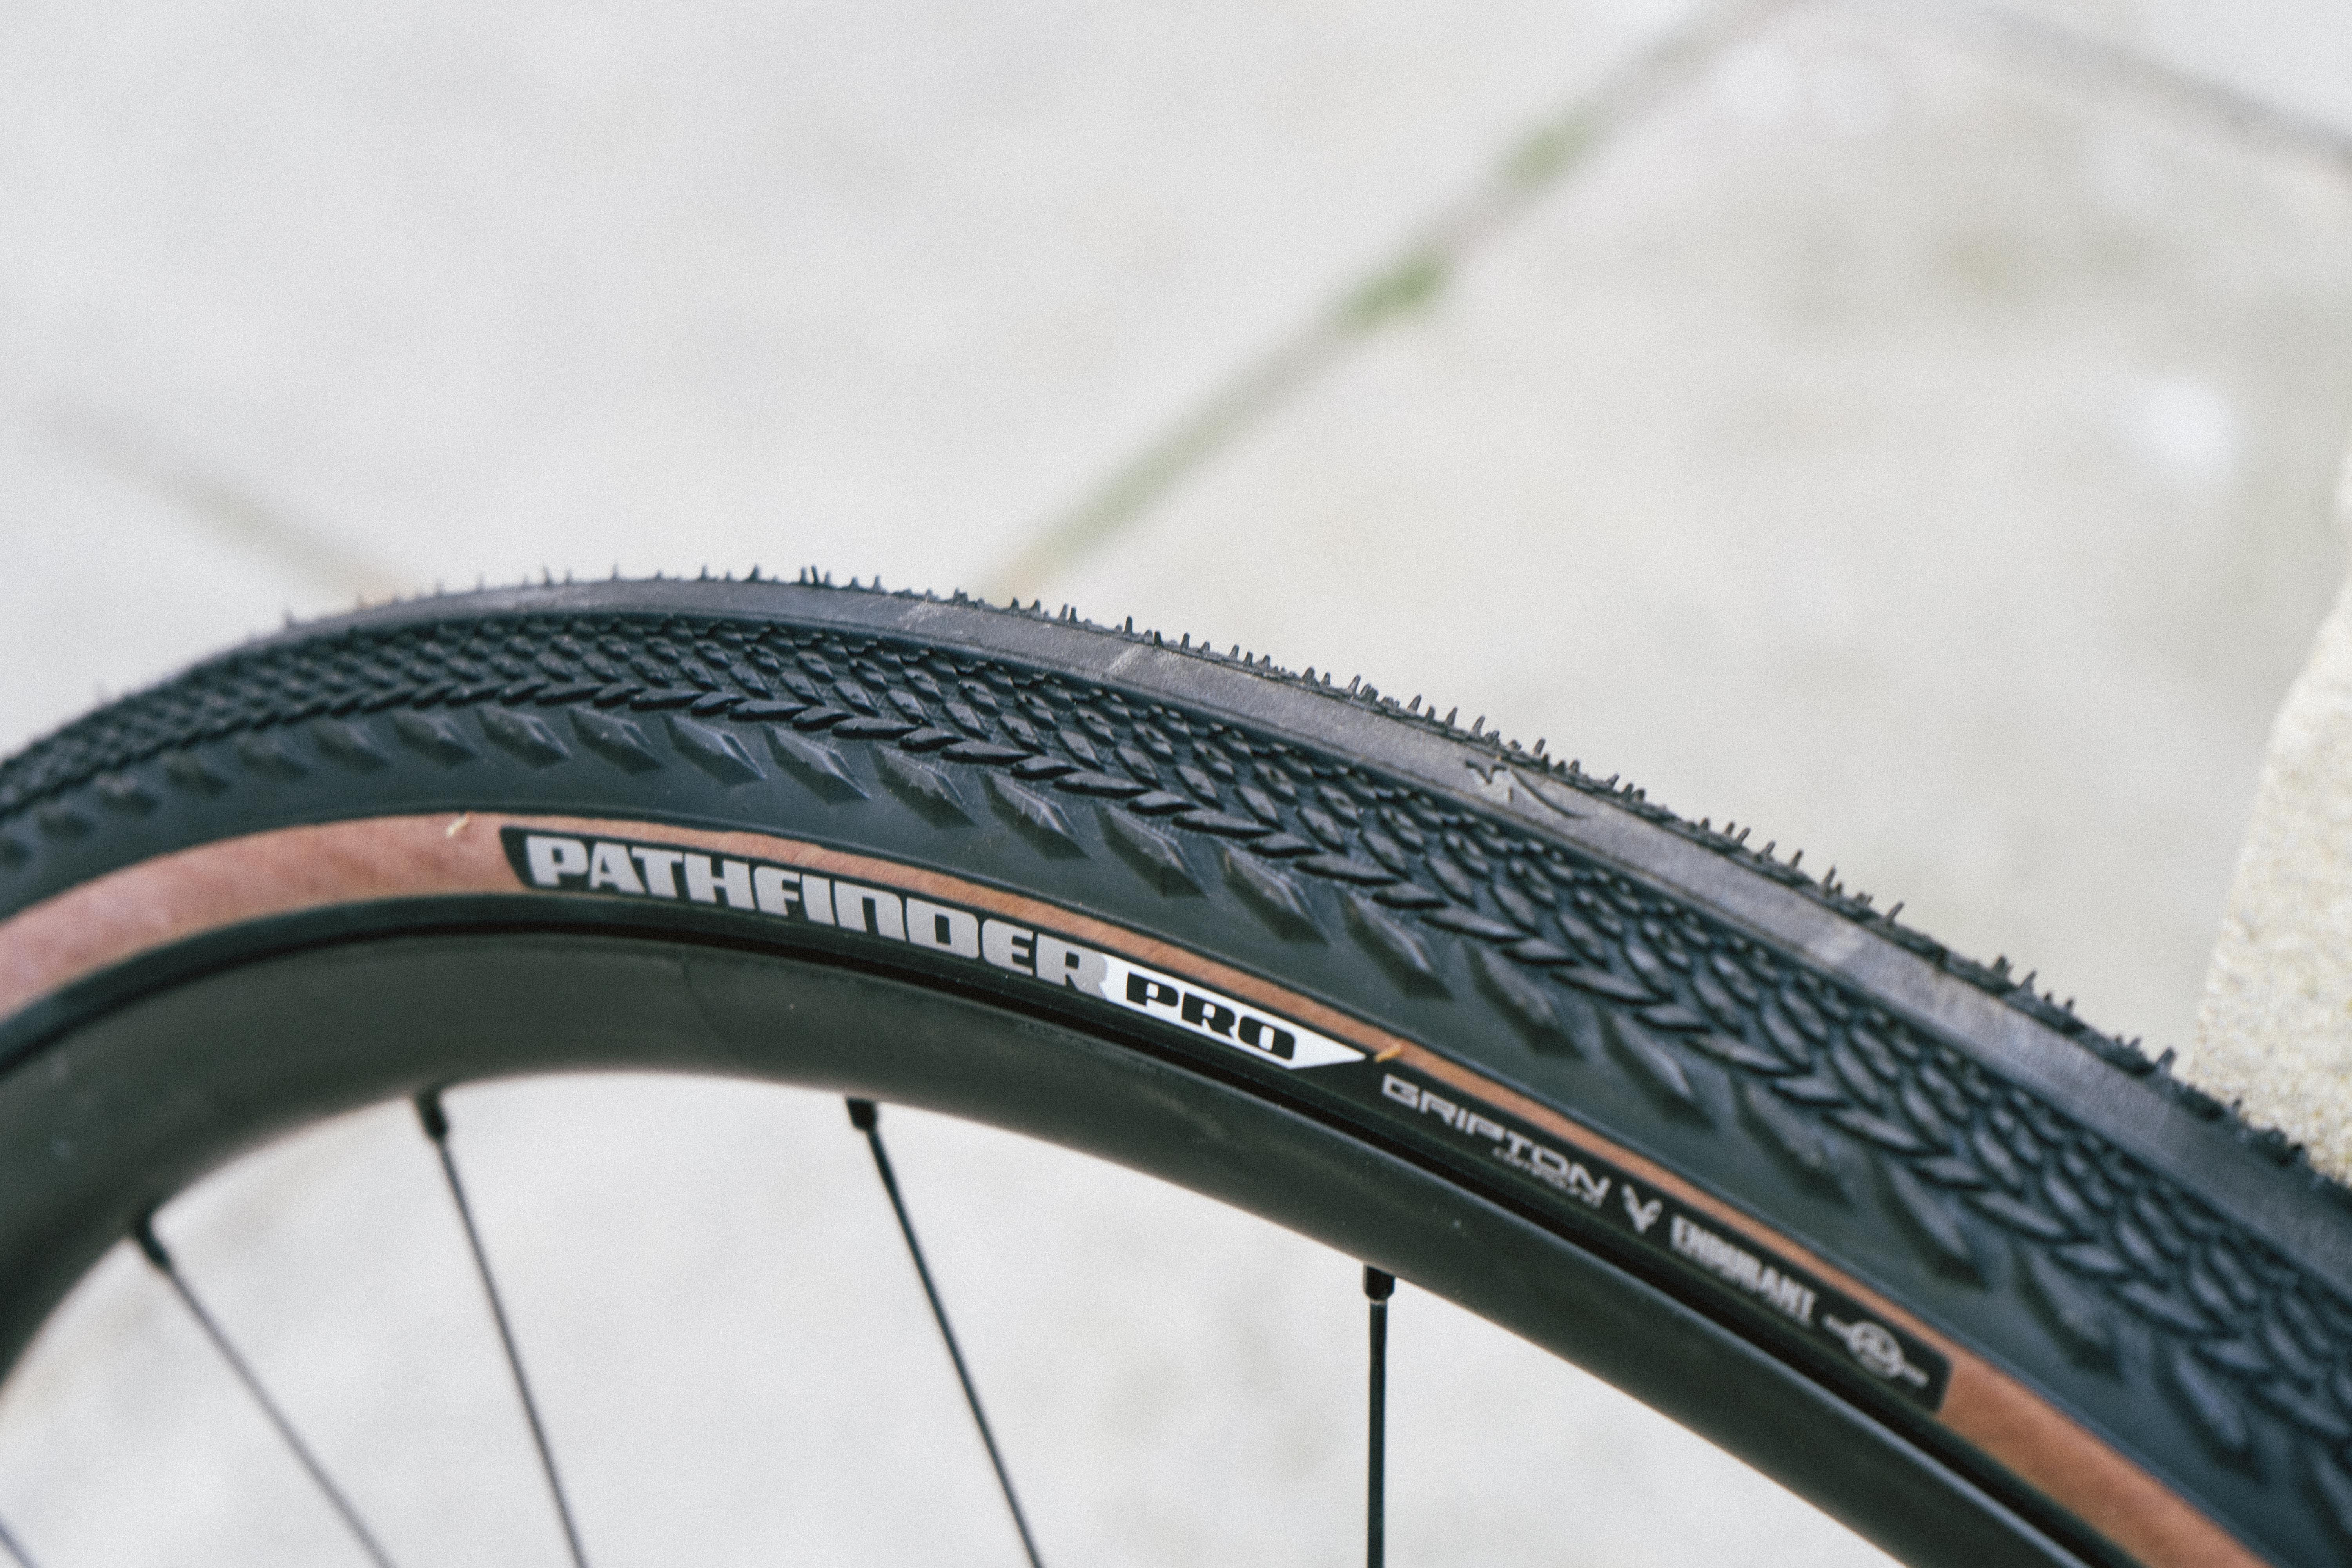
[846,1098,1044,1568]
[131,1218,396,1568]
[0,1512,42,1568]
[416,1091,591,1568]
[1364,1266,1395,1568]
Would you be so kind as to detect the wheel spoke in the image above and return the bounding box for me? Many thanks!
[132,1218,396,1568]
[1364,1265,1394,1568]
[0,1512,43,1568]
[846,1098,1044,1568]
[416,1091,591,1568]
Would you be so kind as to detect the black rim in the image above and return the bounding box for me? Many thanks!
[0,911,2098,1568]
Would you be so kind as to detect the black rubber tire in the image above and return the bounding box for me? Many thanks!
[2,579,2348,1568]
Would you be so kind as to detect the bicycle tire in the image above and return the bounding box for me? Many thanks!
[0,576,2346,1567]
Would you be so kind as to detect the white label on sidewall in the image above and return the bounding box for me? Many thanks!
[506,828,1362,1073]
[1086,953,1362,1069]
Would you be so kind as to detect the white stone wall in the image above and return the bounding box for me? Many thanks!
[2194,454,2352,1180]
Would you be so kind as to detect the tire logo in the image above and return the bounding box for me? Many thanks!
[1821,1314,1931,1389]
[505,828,1950,1414]
[504,829,1363,1071]
[1622,1187,1663,1234]
[1380,1073,1615,1207]
[1378,1062,1948,1411]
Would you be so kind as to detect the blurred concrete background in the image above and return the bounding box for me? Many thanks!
[4,0,2352,1562]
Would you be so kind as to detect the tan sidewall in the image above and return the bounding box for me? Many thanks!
[0,810,2263,1568]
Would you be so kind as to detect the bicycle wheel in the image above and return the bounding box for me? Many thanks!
[0,576,2344,1566]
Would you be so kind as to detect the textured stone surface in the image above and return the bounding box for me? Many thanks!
[2194,470,2352,1183]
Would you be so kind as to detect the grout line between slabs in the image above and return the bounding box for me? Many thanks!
[986,0,2352,606]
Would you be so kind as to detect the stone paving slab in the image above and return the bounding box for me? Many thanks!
[0,0,1687,757]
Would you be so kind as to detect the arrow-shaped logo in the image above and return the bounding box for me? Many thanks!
[1623,1185,1662,1234]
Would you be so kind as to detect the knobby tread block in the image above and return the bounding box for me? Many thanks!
[1102,809,1200,896]
[1220,847,1324,943]
[570,710,661,774]
[393,711,479,767]
[875,749,971,827]
[767,729,866,802]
